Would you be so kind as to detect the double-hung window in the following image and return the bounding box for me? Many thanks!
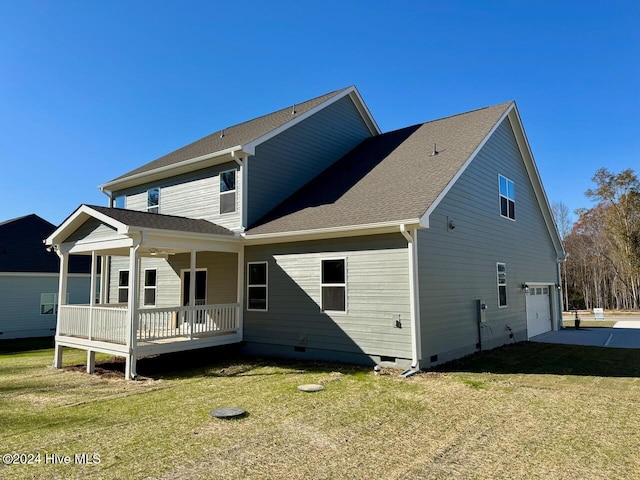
[497,263,507,307]
[40,293,58,315]
[147,188,159,214]
[247,262,268,311]
[144,269,157,306]
[321,258,347,313]
[220,170,236,214]
[118,270,129,303]
[499,175,515,220]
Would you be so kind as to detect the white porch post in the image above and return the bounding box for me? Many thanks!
[237,245,244,339]
[87,251,98,373]
[189,250,196,339]
[88,251,97,342]
[53,250,69,369]
[125,244,141,380]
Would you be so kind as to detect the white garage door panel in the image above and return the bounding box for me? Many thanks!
[526,287,551,339]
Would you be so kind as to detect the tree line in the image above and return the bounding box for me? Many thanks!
[554,168,640,311]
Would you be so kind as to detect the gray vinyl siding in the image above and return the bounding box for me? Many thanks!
[247,95,373,226]
[65,219,118,243]
[243,234,412,365]
[0,274,91,339]
[108,252,237,307]
[418,117,559,364]
[114,162,242,231]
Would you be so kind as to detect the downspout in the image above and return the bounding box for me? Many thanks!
[556,257,565,330]
[400,224,422,370]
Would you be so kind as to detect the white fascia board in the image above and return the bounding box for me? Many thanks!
[419,103,515,228]
[242,86,379,156]
[45,205,129,246]
[142,228,241,249]
[348,87,382,136]
[243,219,421,245]
[64,237,134,255]
[99,145,244,194]
[507,106,566,256]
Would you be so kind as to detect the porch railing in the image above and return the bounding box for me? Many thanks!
[138,304,239,341]
[58,303,240,345]
[58,305,128,344]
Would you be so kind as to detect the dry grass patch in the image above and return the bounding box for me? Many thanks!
[2,341,640,479]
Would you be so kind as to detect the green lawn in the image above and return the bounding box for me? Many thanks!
[2,340,640,479]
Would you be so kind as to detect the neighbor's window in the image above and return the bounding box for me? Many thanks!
[220,169,236,214]
[499,175,515,220]
[40,293,58,315]
[118,270,129,303]
[247,262,268,311]
[321,258,347,313]
[147,188,159,214]
[144,269,157,306]
[497,262,507,307]
[115,195,125,209]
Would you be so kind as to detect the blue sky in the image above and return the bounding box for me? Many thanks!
[1,1,638,225]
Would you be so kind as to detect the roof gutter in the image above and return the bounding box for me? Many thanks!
[99,145,245,194]
[243,219,421,245]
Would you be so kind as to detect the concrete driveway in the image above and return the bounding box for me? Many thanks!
[532,326,640,349]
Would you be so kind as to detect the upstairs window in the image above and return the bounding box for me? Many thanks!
[499,175,515,220]
[115,196,125,209]
[220,169,236,214]
[321,258,347,313]
[147,188,159,214]
[497,263,507,307]
[247,262,268,311]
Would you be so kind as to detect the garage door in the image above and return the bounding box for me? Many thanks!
[526,286,552,339]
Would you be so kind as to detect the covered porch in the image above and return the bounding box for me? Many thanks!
[46,205,244,379]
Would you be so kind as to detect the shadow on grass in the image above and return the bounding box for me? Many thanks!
[74,345,367,380]
[0,337,54,354]
[433,342,640,378]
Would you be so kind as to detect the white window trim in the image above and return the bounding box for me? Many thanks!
[118,269,129,304]
[247,261,268,312]
[497,262,507,308]
[143,268,157,307]
[321,257,348,314]
[498,174,515,221]
[40,293,64,315]
[219,169,237,214]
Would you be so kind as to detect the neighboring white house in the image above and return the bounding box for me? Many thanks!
[0,214,92,339]
[46,86,565,378]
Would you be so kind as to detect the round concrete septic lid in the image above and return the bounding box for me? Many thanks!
[210,407,246,419]
[297,384,325,392]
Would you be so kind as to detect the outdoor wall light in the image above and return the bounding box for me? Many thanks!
[521,283,530,293]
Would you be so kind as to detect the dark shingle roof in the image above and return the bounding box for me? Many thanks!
[247,102,513,235]
[87,205,235,236]
[0,214,90,273]
[108,87,350,183]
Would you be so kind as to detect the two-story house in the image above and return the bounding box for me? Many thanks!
[46,86,565,379]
